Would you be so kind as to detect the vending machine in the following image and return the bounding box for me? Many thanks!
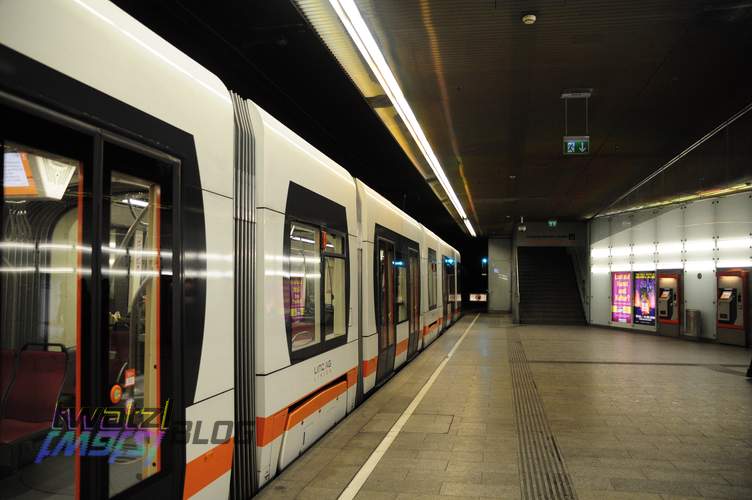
[657,272,681,337]
[716,270,748,346]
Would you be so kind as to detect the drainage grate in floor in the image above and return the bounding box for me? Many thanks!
[508,331,578,500]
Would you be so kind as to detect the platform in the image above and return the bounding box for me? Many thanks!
[257,314,752,500]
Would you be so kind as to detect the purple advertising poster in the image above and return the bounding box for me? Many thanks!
[611,272,632,324]
[633,271,656,325]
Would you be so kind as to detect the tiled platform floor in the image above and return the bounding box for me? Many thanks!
[257,314,752,500]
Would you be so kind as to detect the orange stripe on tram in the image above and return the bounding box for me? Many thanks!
[256,408,289,447]
[183,437,234,499]
[423,320,439,336]
[396,339,408,355]
[256,366,359,447]
[362,356,378,377]
[346,367,357,388]
[286,381,348,430]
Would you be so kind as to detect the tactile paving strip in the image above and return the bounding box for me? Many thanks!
[508,331,578,500]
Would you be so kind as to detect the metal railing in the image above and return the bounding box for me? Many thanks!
[566,247,589,323]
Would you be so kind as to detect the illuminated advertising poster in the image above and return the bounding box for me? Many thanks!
[611,272,632,324]
[633,271,656,325]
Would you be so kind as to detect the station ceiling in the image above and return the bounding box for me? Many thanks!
[115,0,752,240]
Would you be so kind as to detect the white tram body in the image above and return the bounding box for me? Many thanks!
[422,226,445,346]
[0,1,461,498]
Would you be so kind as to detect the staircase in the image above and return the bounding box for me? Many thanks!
[517,247,585,325]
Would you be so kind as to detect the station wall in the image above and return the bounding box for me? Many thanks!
[488,238,512,312]
[589,191,752,345]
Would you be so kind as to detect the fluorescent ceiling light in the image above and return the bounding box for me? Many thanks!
[290,236,316,244]
[122,198,148,208]
[328,0,475,237]
[0,241,36,250]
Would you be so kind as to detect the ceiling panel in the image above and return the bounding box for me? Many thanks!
[347,0,752,235]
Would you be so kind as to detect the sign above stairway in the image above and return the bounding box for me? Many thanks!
[513,221,587,247]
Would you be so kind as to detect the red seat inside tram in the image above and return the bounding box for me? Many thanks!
[0,347,67,445]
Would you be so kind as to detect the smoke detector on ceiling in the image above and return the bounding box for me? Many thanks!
[522,13,537,25]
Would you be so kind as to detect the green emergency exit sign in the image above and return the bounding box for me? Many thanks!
[563,135,590,155]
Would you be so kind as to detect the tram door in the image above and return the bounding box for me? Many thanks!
[407,248,420,359]
[1,102,174,498]
[376,238,396,384]
[442,256,449,329]
[448,261,456,322]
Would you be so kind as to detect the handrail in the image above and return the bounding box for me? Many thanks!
[567,247,589,322]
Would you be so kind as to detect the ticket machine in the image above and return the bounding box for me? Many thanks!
[717,288,737,324]
[658,289,674,319]
[716,270,748,346]
[657,272,681,337]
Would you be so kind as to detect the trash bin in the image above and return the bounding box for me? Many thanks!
[685,309,702,338]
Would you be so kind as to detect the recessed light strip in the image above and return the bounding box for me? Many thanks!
[328,0,476,237]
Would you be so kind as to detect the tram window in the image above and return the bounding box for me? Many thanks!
[324,231,346,340]
[324,230,344,254]
[456,264,461,303]
[105,169,164,495]
[449,261,456,297]
[323,263,344,340]
[1,143,82,496]
[408,250,420,338]
[396,252,407,323]
[287,223,321,351]
[377,240,396,347]
[428,248,437,309]
[284,220,349,360]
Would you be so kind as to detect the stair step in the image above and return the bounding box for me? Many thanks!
[517,246,585,324]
